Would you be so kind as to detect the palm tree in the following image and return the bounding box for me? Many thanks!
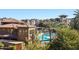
[73,9,79,29]
[49,28,51,42]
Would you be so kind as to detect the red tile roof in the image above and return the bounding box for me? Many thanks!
[0,24,27,29]
[0,18,25,24]
[0,24,35,29]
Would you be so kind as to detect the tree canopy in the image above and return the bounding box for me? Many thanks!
[59,15,68,18]
[72,9,79,29]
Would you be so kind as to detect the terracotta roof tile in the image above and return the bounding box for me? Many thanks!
[0,24,36,29]
[0,18,25,24]
[0,24,28,29]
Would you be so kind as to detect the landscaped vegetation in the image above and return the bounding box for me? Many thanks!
[23,9,79,50]
[0,10,79,50]
[24,39,50,50]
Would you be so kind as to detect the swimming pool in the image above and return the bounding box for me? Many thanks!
[38,32,56,42]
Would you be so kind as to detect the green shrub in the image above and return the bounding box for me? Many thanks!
[0,42,4,47]
[57,28,79,50]
[25,39,50,50]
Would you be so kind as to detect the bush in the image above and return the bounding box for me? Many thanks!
[25,39,50,50]
[0,42,4,48]
[57,28,79,50]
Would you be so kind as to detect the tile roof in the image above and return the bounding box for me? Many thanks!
[0,24,27,29]
[0,18,25,24]
[0,24,35,29]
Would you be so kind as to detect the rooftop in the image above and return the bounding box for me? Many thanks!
[0,18,25,24]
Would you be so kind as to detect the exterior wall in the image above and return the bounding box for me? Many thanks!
[2,42,25,50]
[18,27,36,41]
[0,27,36,42]
[17,28,28,41]
[29,28,36,40]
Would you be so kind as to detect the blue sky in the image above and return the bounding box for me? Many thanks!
[0,9,75,20]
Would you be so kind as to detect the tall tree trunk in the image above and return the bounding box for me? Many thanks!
[49,28,51,42]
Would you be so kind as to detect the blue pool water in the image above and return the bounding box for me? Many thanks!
[38,33,56,42]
